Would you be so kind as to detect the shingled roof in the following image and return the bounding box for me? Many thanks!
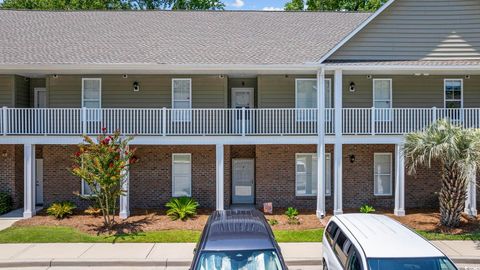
[0,10,371,66]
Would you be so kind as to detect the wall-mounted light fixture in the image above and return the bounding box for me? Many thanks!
[367,75,372,79]
[349,82,356,92]
[53,74,58,79]
[465,75,471,79]
[349,154,356,163]
[133,81,140,92]
[123,74,128,79]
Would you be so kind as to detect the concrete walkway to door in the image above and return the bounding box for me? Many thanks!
[0,207,42,231]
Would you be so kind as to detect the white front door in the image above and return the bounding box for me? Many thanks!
[35,159,44,205]
[232,159,255,204]
[231,88,254,133]
[231,88,254,109]
[34,88,47,108]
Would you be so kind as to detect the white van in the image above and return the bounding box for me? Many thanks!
[322,214,458,270]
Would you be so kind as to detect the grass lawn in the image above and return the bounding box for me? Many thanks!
[417,230,480,241]
[1,226,478,243]
[0,226,323,243]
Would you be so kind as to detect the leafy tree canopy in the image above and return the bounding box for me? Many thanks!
[285,0,388,11]
[0,0,225,10]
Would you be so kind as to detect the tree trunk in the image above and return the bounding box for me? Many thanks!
[439,165,468,228]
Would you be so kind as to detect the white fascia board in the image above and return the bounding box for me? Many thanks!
[323,64,480,71]
[0,135,404,145]
[0,63,321,74]
[317,0,397,64]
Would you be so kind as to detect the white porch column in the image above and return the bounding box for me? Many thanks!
[23,144,36,218]
[119,146,130,219]
[333,69,343,215]
[394,143,406,216]
[216,144,224,211]
[316,68,326,218]
[465,165,477,217]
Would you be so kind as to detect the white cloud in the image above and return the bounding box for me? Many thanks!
[229,0,245,8]
[262,6,283,11]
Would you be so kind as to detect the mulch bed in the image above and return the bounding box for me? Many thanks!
[12,208,479,236]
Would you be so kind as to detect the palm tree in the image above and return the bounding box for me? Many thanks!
[404,119,480,228]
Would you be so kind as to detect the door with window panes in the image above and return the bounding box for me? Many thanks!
[373,79,392,122]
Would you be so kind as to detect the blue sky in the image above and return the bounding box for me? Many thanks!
[224,0,288,11]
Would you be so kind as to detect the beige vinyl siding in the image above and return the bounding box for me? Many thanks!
[14,76,30,108]
[330,0,480,61]
[344,75,480,108]
[48,75,228,108]
[0,75,14,107]
[228,78,257,107]
[258,75,334,108]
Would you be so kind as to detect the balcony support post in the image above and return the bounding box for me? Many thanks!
[23,144,36,218]
[465,165,477,217]
[216,144,224,211]
[241,107,246,136]
[316,68,326,218]
[119,145,130,219]
[162,107,167,136]
[82,107,87,135]
[2,106,7,136]
[432,106,437,123]
[394,143,406,216]
[333,69,343,215]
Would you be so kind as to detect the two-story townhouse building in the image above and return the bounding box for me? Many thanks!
[0,0,479,219]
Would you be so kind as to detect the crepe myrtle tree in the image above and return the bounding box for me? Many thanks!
[404,119,480,228]
[71,128,137,228]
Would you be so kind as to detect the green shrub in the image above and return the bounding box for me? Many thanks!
[165,197,199,221]
[0,192,13,215]
[47,201,76,219]
[360,204,375,214]
[84,206,101,217]
[268,218,279,226]
[285,207,300,225]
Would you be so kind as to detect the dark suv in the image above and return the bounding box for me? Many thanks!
[191,209,287,270]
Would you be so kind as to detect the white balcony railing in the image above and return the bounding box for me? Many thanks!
[1,107,479,136]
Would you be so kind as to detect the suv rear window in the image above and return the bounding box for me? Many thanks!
[325,222,339,246]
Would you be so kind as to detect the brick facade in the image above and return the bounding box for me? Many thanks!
[5,143,475,213]
[129,145,217,209]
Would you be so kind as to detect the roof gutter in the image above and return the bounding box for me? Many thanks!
[0,63,323,74]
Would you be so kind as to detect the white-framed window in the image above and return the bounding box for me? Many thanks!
[81,179,95,196]
[172,78,192,122]
[172,153,192,197]
[444,79,463,109]
[295,78,331,121]
[373,79,392,121]
[295,153,331,196]
[373,153,392,196]
[82,78,102,121]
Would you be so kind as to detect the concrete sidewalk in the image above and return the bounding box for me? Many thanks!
[0,241,478,268]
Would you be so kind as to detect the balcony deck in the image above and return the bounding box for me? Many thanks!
[0,107,478,136]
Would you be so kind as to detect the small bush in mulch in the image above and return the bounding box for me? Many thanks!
[0,192,13,215]
[47,201,77,219]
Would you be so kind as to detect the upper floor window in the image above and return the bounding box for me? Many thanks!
[82,78,101,121]
[444,79,463,108]
[82,78,101,108]
[172,78,192,121]
[295,153,331,196]
[373,79,392,121]
[295,78,332,109]
[373,153,392,196]
[295,79,331,122]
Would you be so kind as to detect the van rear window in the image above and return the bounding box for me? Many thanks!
[325,222,339,246]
